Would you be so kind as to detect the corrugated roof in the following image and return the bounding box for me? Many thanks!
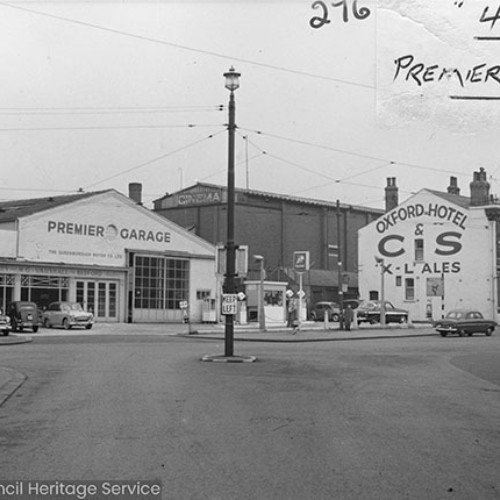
[0,190,110,223]
[157,182,384,214]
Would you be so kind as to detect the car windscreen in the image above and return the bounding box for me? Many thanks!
[446,311,463,319]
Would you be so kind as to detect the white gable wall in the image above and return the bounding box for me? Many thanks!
[1,191,217,323]
[359,190,497,322]
[17,191,215,265]
[0,222,17,257]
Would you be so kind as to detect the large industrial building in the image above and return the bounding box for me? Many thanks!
[152,182,384,306]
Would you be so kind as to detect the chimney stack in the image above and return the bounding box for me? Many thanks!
[129,182,143,205]
[470,168,490,206]
[385,177,399,212]
[447,176,460,195]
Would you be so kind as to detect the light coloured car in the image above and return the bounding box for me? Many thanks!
[42,301,94,330]
[0,309,12,336]
[309,301,341,322]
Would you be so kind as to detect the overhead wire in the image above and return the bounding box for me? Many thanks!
[0,105,225,115]
[0,124,224,132]
[82,128,225,189]
[0,1,373,90]
[236,131,415,202]
[238,127,471,177]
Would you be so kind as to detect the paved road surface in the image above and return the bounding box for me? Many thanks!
[0,333,499,500]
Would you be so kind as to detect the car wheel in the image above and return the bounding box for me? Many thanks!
[33,326,39,333]
[332,314,339,322]
[440,332,448,337]
[85,324,92,330]
[2,330,9,336]
[63,318,71,330]
[43,318,51,328]
[486,327,494,337]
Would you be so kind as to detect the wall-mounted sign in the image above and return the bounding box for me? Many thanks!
[293,251,310,272]
[177,191,223,206]
[47,221,171,243]
[427,277,444,297]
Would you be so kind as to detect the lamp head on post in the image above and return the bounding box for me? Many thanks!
[224,66,241,92]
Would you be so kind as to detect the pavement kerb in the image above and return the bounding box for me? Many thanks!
[180,322,437,342]
[178,333,437,343]
[0,334,33,346]
[0,367,27,406]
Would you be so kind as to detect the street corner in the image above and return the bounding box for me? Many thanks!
[0,334,33,346]
[0,367,27,406]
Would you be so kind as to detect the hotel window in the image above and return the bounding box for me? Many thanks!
[396,276,402,287]
[405,278,415,300]
[415,239,424,261]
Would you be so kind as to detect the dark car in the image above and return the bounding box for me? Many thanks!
[356,300,409,324]
[0,309,12,336]
[434,310,496,337]
[343,299,362,310]
[42,301,94,330]
[7,301,40,333]
[310,301,341,322]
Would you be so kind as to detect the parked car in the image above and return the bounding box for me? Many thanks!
[356,300,409,324]
[310,301,341,322]
[7,301,40,333]
[0,309,12,336]
[434,310,496,337]
[42,301,94,330]
[342,299,362,310]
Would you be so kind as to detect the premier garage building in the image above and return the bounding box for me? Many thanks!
[0,188,216,323]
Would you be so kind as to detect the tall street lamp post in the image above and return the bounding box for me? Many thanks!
[223,66,240,357]
[336,200,344,329]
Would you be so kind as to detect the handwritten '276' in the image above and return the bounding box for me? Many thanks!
[309,0,371,29]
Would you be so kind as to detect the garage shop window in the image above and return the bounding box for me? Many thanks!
[21,274,68,307]
[405,278,415,301]
[0,274,14,312]
[134,255,189,310]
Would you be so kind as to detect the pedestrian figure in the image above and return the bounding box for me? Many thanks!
[287,298,296,328]
[344,304,353,331]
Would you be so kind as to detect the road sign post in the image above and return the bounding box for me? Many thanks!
[221,294,238,316]
[293,251,310,331]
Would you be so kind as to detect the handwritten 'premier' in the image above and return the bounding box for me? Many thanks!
[393,54,500,87]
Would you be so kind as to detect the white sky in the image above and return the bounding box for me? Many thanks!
[1,0,499,209]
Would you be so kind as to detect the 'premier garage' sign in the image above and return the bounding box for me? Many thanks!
[47,220,171,243]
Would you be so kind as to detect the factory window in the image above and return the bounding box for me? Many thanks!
[134,255,189,310]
